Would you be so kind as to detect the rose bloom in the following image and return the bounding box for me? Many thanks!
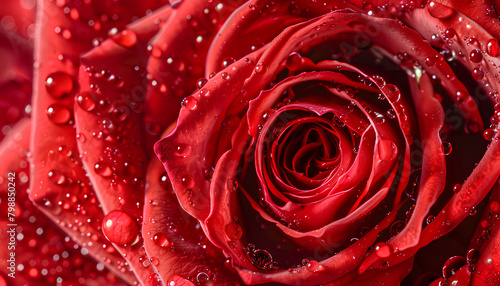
[2,0,500,285]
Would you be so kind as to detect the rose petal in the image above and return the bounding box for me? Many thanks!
[142,158,242,285]
[144,0,244,150]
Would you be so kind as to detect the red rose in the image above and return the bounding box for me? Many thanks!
[2,0,500,285]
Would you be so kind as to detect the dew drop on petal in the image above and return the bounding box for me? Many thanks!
[46,104,72,124]
[175,144,192,157]
[487,39,499,57]
[221,57,235,69]
[374,242,392,258]
[442,141,452,155]
[94,161,113,178]
[251,249,273,270]
[197,78,208,89]
[254,63,267,74]
[48,169,67,185]
[45,72,74,98]
[225,222,242,240]
[381,84,400,102]
[378,139,397,161]
[182,96,197,110]
[426,1,454,19]
[443,28,456,39]
[112,29,137,48]
[442,256,467,280]
[196,272,209,284]
[76,93,96,112]
[181,175,195,189]
[469,49,483,63]
[306,260,322,272]
[102,210,140,246]
[153,233,170,248]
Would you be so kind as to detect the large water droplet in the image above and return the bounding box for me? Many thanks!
[175,144,192,157]
[374,242,392,258]
[94,161,113,178]
[251,249,273,270]
[153,233,170,248]
[426,1,454,19]
[469,49,483,63]
[382,84,400,102]
[254,63,267,74]
[77,93,96,112]
[487,39,499,57]
[112,29,137,48]
[182,96,197,110]
[102,210,140,246]
[225,222,242,240]
[45,71,74,98]
[46,104,72,124]
[378,139,397,161]
[48,169,68,185]
[442,256,466,279]
[181,175,195,189]
[196,272,210,284]
[221,57,235,69]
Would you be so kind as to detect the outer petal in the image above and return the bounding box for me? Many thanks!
[0,119,126,285]
[30,0,165,283]
[75,6,173,285]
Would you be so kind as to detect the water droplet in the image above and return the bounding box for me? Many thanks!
[426,215,435,224]
[221,57,235,69]
[226,178,238,191]
[175,144,192,157]
[221,72,229,80]
[425,57,435,66]
[150,257,159,266]
[102,210,140,246]
[469,49,483,63]
[94,161,113,178]
[467,249,480,264]
[472,67,484,80]
[372,75,386,87]
[181,175,195,189]
[251,249,273,270]
[374,242,392,258]
[48,169,67,185]
[453,184,462,193]
[197,78,208,89]
[442,141,452,155]
[442,256,466,279]
[285,52,302,70]
[225,222,242,240]
[426,1,454,18]
[159,172,171,190]
[45,71,74,98]
[254,63,267,74]
[182,96,197,110]
[484,128,494,141]
[153,233,170,248]
[306,260,322,272]
[378,139,397,161]
[487,39,499,57]
[382,84,400,102]
[196,272,209,284]
[112,29,137,48]
[46,104,72,124]
[443,28,456,39]
[76,93,96,112]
